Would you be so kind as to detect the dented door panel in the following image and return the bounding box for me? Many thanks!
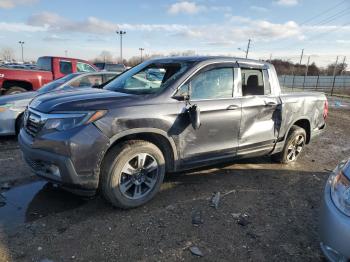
[179,99,241,162]
[238,95,280,155]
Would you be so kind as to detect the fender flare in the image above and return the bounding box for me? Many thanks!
[108,128,179,162]
[281,116,311,143]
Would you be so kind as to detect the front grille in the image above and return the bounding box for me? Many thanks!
[25,157,44,172]
[24,110,45,137]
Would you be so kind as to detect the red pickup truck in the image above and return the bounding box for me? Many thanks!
[0,56,97,95]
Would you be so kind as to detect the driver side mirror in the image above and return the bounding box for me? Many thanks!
[188,104,201,129]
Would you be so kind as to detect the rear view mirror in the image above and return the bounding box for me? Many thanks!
[188,104,201,129]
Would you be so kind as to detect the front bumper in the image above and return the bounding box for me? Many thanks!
[19,124,110,196]
[320,177,350,261]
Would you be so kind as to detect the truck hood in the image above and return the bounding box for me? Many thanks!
[29,88,138,113]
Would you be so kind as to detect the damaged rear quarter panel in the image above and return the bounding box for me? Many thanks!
[279,92,326,141]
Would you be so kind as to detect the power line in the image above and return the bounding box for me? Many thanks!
[299,0,348,26]
[310,7,350,27]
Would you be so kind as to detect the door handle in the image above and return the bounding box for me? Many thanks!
[227,105,239,110]
[265,101,277,106]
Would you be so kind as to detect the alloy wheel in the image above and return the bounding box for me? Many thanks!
[287,135,305,162]
[119,153,159,200]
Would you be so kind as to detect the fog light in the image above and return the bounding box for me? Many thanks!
[48,164,60,177]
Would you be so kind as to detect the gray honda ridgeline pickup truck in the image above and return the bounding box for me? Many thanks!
[19,56,328,208]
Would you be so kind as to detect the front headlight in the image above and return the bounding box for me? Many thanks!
[331,160,350,216]
[43,110,107,131]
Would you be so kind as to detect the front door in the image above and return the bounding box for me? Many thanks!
[176,64,242,164]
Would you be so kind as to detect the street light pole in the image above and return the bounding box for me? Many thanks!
[116,30,126,64]
[18,41,24,62]
[139,48,144,63]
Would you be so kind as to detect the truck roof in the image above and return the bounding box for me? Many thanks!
[150,56,270,67]
[40,56,92,63]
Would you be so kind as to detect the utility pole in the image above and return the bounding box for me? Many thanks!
[18,41,24,62]
[299,49,304,64]
[303,56,310,89]
[332,56,339,76]
[331,56,339,96]
[340,56,346,75]
[292,48,305,90]
[116,30,126,64]
[65,50,68,57]
[245,39,251,59]
[139,48,144,63]
[269,53,272,61]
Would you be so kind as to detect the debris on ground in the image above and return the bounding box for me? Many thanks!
[232,213,251,227]
[189,246,204,257]
[191,210,203,226]
[231,213,241,219]
[40,259,54,262]
[313,174,321,181]
[210,192,221,209]
[165,204,176,211]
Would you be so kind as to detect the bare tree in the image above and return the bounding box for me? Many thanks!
[1,47,15,61]
[93,50,114,63]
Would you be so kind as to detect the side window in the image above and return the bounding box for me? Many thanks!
[189,67,234,100]
[60,61,73,75]
[77,62,96,72]
[69,75,103,88]
[241,68,270,96]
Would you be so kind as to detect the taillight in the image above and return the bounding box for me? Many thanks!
[323,100,328,119]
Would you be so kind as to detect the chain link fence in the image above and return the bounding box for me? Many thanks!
[278,75,350,96]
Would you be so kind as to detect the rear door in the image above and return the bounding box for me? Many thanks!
[237,65,281,156]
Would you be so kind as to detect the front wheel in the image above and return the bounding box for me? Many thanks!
[100,140,165,209]
[272,125,306,164]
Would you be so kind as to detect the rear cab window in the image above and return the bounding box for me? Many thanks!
[59,61,73,75]
[37,57,52,71]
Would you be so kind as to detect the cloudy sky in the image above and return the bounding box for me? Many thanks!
[0,0,349,66]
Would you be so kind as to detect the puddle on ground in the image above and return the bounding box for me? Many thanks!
[0,181,86,231]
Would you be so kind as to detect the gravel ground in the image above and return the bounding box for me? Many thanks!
[0,105,349,262]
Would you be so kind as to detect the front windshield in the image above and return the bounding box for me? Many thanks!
[38,73,81,93]
[104,61,193,95]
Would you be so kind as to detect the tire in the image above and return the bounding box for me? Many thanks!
[272,125,306,164]
[100,140,166,209]
[15,114,24,134]
[5,86,27,95]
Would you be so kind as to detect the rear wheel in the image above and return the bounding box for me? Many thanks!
[100,140,165,209]
[272,125,306,164]
[5,86,27,95]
